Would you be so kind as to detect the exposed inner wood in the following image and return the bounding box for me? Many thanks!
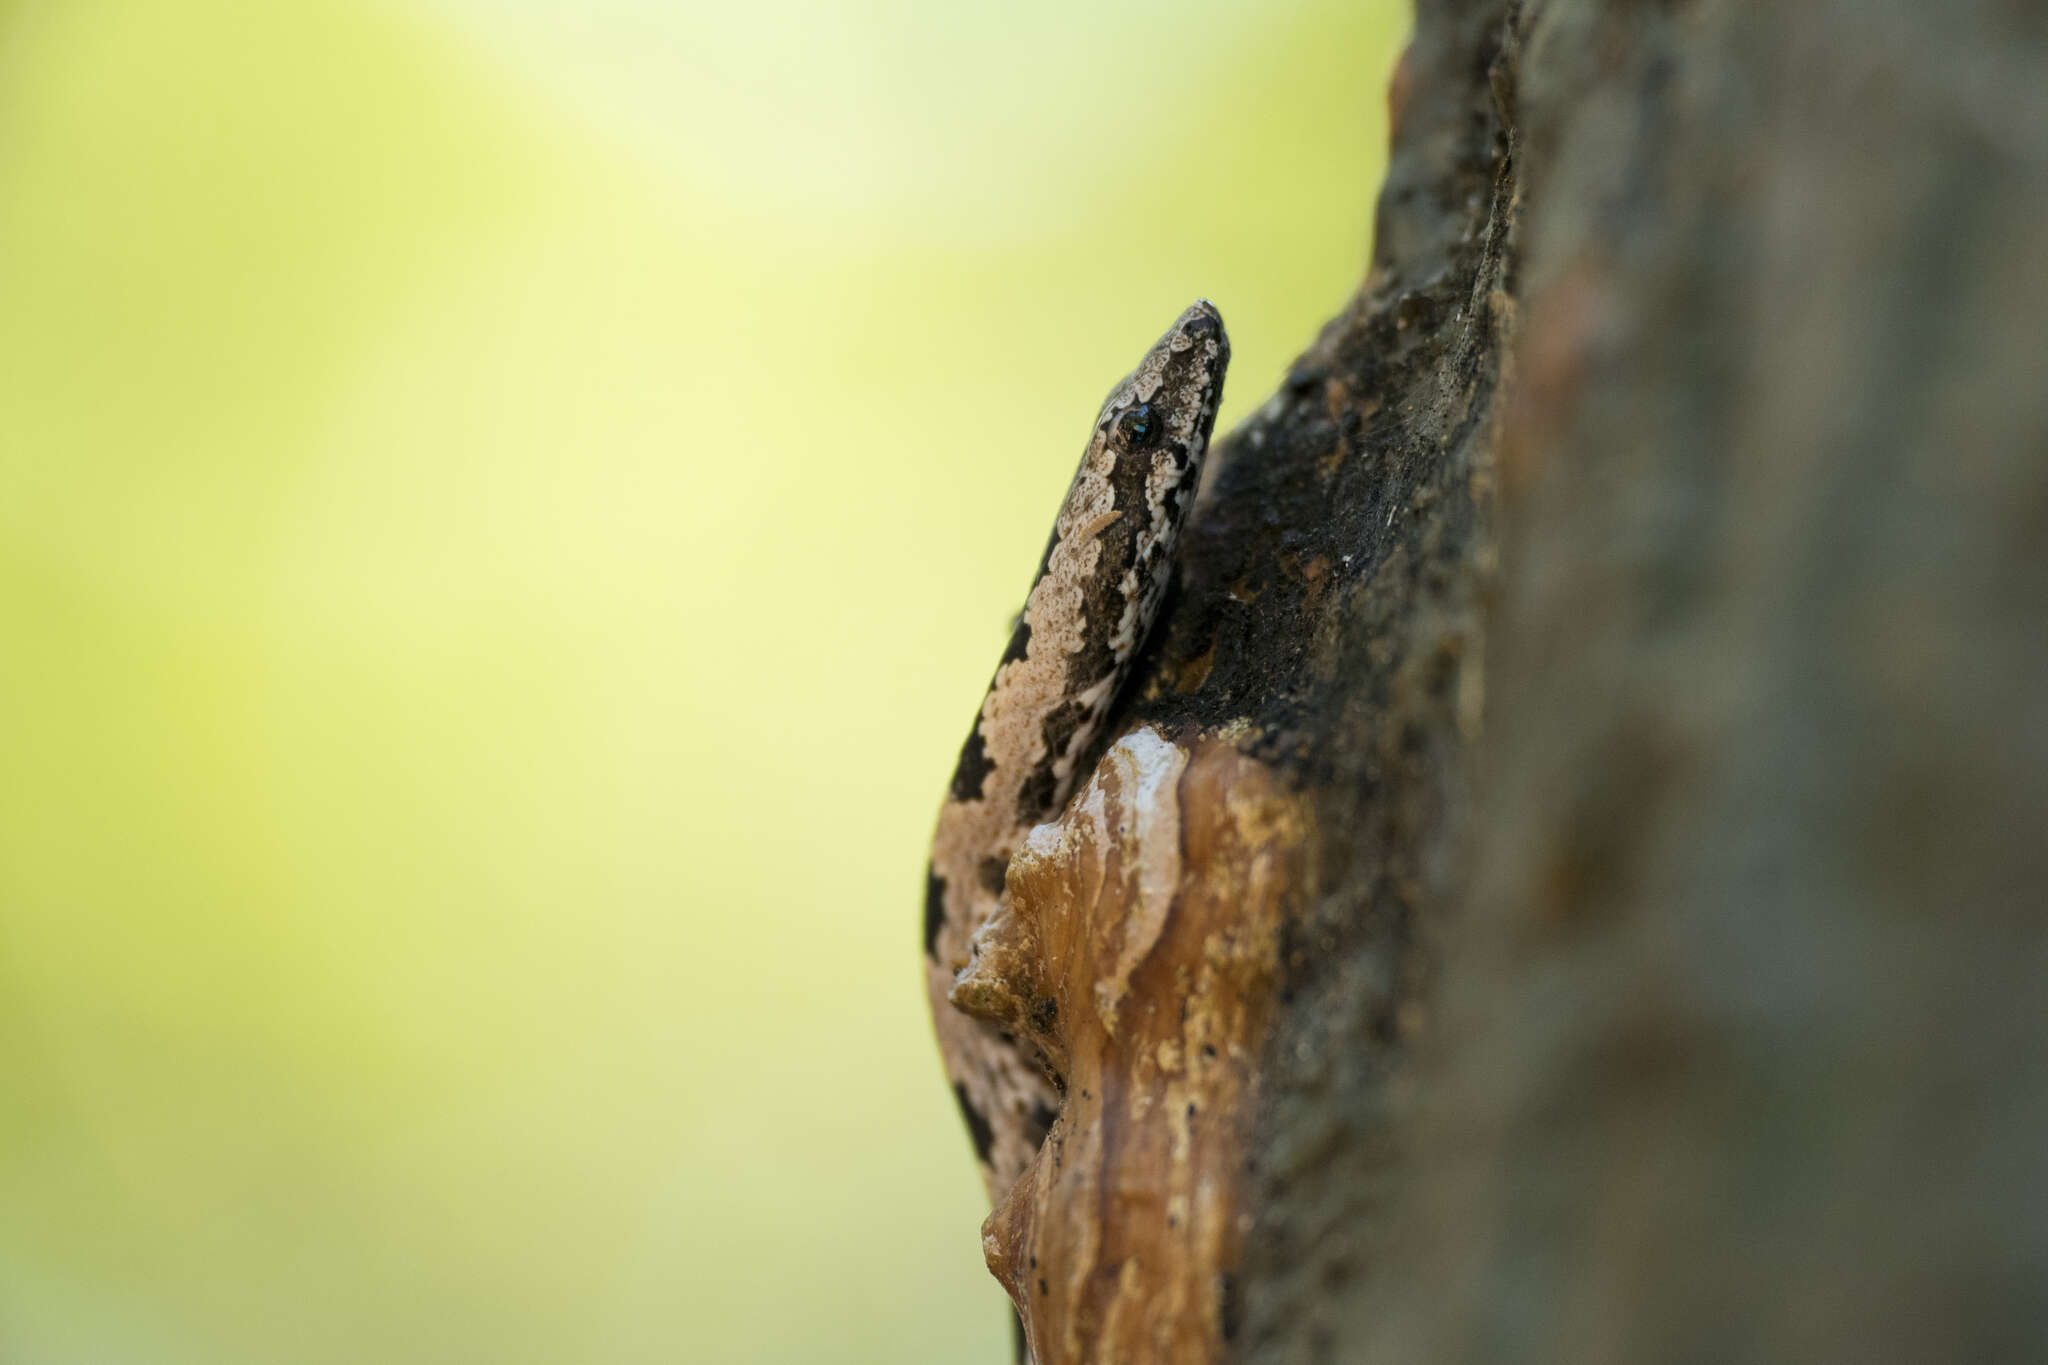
[952,727,1312,1365]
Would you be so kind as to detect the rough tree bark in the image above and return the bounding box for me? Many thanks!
[969,1,2048,1360]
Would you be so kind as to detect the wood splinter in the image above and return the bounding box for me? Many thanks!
[952,725,1311,1365]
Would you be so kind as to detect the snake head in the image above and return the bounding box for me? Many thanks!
[1095,299,1230,478]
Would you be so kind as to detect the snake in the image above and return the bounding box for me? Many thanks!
[924,299,1230,1215]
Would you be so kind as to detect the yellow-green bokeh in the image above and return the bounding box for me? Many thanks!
[0,2,1404,1359]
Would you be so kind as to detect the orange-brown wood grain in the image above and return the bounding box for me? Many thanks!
[952,727,1311,1365]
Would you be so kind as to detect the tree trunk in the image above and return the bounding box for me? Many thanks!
[980,1,2048,1359]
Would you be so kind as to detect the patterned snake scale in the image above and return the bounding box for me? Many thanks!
[925,300,1230,1211]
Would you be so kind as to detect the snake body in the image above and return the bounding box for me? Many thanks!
[925,300,1230,1209]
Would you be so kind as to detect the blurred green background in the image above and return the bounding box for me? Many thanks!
[0,2,1403,1360]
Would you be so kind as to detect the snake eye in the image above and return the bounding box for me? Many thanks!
[1116,404,1159,448]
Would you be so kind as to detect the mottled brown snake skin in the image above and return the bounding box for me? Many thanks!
[924,301,1229,1219]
